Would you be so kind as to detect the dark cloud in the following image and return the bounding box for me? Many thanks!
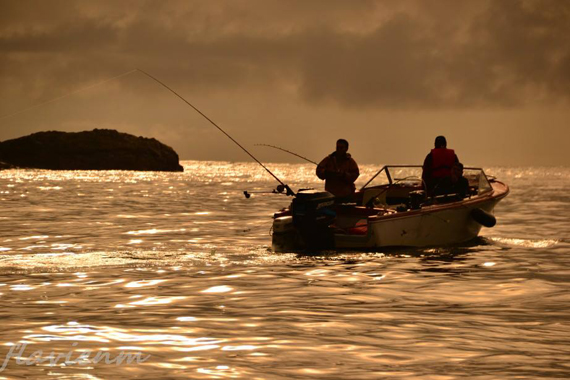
[1,0,569,112]
[468,0,570,102]
[298,0,570,108]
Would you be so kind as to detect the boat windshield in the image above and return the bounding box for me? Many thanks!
[361,165,423,189]
[361,165,493,195]
[464,168,493,194]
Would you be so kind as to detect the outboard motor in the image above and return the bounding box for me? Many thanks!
[291,189,336,248]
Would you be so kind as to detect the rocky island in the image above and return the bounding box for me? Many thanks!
[0,129,184,171]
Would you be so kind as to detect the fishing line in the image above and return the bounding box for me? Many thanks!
[0,69,139,121]
[136,69,294,195]
[255,144,317,165]
[1,67,294,195]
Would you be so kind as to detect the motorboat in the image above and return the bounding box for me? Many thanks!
[272,165,509,251]
[122,74,507,251]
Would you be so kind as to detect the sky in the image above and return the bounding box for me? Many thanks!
[1,0,569,167]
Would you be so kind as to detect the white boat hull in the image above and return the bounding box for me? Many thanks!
[364,199,497,248]
[275,197,499,251]
[272,167,509,251]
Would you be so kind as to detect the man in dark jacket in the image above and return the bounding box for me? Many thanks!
[422,135,459,196]
[316,139,359,201]
[433,162,470,198]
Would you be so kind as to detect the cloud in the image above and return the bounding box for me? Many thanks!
[1,0,569,111]
[467,0,570,102]
[298,0,570,108]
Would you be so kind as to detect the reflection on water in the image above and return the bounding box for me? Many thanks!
[0,162,569,378]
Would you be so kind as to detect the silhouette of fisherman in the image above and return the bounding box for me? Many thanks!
[433,162,470,199]
[422,135,459,196]
[317,139,359,202]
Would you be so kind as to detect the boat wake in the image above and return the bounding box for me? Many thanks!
[482,236,560,249]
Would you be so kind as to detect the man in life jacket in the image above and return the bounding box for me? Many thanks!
[422,135,459,196]
[316,139,359,202]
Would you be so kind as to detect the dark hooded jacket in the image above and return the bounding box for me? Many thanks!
[316,152,359,198]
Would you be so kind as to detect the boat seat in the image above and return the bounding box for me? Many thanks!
[335,205,380,217]
[344,219,368,235]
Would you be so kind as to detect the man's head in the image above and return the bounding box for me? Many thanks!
[336,139,349,156]
[435,136,447,148]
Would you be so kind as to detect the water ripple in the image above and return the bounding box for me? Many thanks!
[0,163,568,378]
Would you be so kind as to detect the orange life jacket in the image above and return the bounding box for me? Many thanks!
[431,148,455,178]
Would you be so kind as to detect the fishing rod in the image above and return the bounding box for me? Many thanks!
[2,68,295,197]
[244,184,287,198]
[136,69,295,197]
[255,144,318,165]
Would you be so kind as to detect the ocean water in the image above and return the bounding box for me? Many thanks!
[0,161,568,379]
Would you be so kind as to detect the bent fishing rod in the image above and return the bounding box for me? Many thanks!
[254,144,317,165]
[2,68,294,197]
[136,69,295,197]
